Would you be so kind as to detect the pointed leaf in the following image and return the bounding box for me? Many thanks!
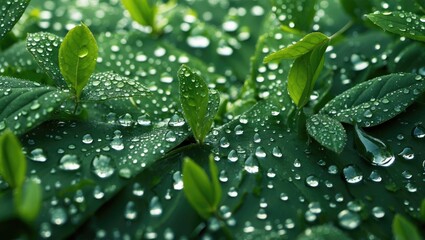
[0,0,30,40]
[183,158,215,219]
[209,155,222,209]
[81,72,150,101]
[306,114,347,154]
[392,214,422,240]
[0,130,26,189]
[59,23,98,100]
[320,73,425,127]
[367,11,425,42]
[264,32,329,63]
[179,65,217,143]
[0,76,71,135]
[27,32,66,88]
[14,179,42,223]
[288,41,328,108]
[121,0,156,27]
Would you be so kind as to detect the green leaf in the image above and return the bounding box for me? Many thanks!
[0,0,31,40]
[178,65,218,143]
[0,130,26,189]
[306,114,347,154]
[14,179,42,223]
[264,32,329,63]
[27,32,66,88]
[417,0,425,10]
[0,76,71,135]
[182,158,215,219]
[81,72,150,101]
[320,73,425,127]
[288,41,328,108]
[339,0,375,20]
[392,214,422,240]
[59,23,98,100]
[367,11,425,42]
[297,224,352,240]
[209,155,222,209]
[121,0,156,28]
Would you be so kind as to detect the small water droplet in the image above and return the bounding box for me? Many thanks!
[50,207,67,225]
[149,196,163,216]
[398,147,415,160]
[305,175,319,187]
[338,210,360,229]
[29,148,47,162]
[343,164,363,184]
[58,154,81,171]
[124,201,137,220]
[78,46,89,58]
[244,155,259,174]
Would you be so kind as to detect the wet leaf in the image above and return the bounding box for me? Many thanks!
[392,214,422,240]
[367,11,425,42]
[209,155,222,209]
[288,41,328,108]
[0,76,71,135]
[14,179,42,223]
[81,72,150,101]
[0,130,26,189]
[27,32,66,88]
[182,157,215,219]
[264,32,329,62]
[297,224,352,240]
[0,0,30,40]
[306,114,347,154]
[178,65,218,143]
[320,73,425,127]
[59,23,98,100]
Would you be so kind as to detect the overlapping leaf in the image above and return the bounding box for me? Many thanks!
[0,0,30,40]
[306,114,347,154]
[320,73,425,127]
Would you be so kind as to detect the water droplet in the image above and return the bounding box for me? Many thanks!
[187,35,210,48]
[132,183,144,197]
[305,175,319,187]
[168,114,185,127]
[272,146,283,158]
[338,210,360,229]
[50,207,67,225]
[78,46,88,58]
[244,155,259,174]
[58,154,81,171]
[30,148,47,162]
[173,171,183,190]
[369,170,382,182]
[355,125,395,167]
[149,196,162,216]
[255,146,267,158]
[82,134,93,144]
[227,149,239,162]
[91,155,115,178]
[351,54,369,71]
[124,201,137,220]
[398,147,415,160]
[372,206,385,218]
[343,164,363,184]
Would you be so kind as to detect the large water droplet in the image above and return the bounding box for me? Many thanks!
[30,148,47,162]
[149,196,162,216]
[50,207,67,225]
[78,46,89,58]
[412,125,425,139]
[354,125,395,167]
[244,155,259,174]
[343,164,363,184]
[91,155,115,178]
[58,154,81,171]
[338,210,360,229]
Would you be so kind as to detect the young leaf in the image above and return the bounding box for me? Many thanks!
[59,23,98,100]
[367,11,425,42]
[288,41,328,108]
[0,76,71,135]
[392,214,422,240]
[14,179,42,223]
[320,73,425,127]
[182,158,215,220]
[81,72,150,101]
[121,0,156,28]
[354,125,395,167]
[27,32,66,88]
[0,0,31,40]
[297,224,352,240]
[306,114,347,154]
[264,32,329,63]
[209,155,222,209]
[0,130,26,189]
[178,65,219,143]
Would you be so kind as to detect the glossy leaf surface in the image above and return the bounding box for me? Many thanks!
[0,130,26,188]
[306,114,347,154]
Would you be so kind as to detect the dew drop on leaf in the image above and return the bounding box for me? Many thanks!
[29,148,47,162]
[50,207,68,225]
[343,164,363,184]
[149,196,163,216]
[91,155,115,178]
[58,154,81,171]
[244,155,259,174]
[124,201,137,220]
[338,210,361,230]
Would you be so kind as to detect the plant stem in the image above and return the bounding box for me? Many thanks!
[330,20,354,40]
